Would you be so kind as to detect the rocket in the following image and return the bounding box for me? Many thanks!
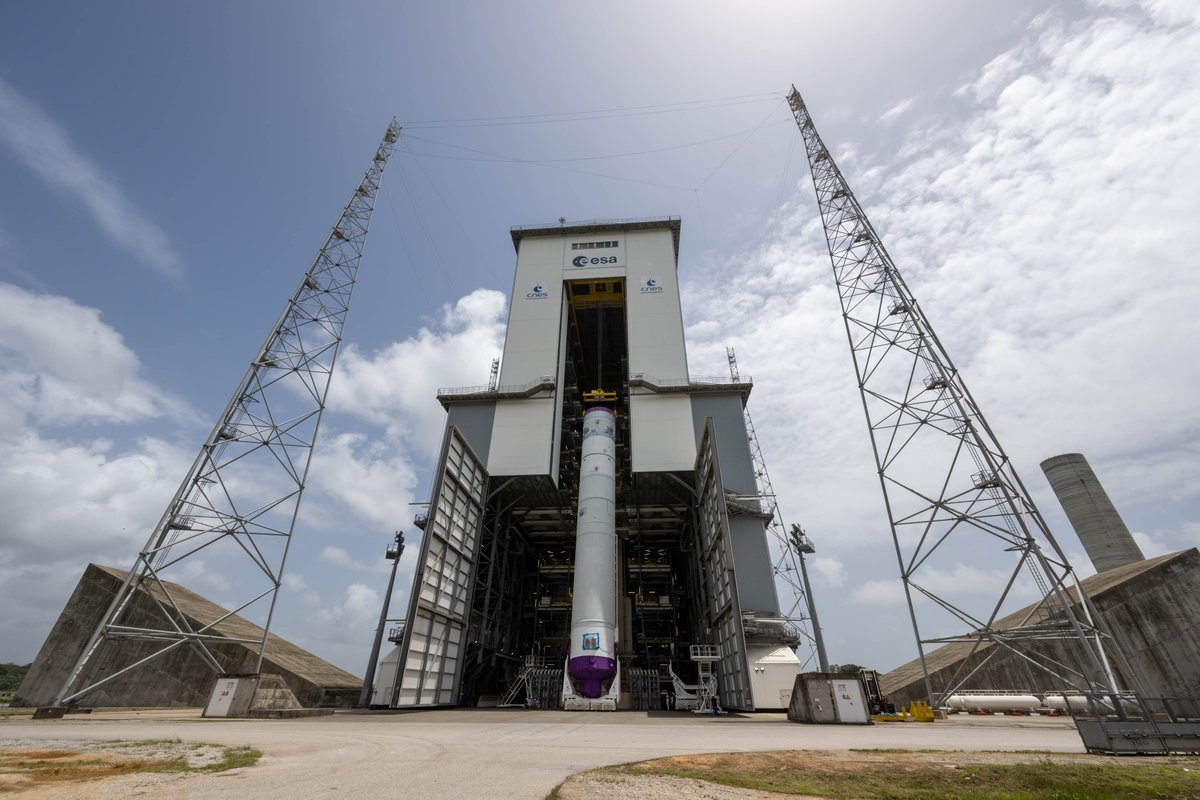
[567,406,618,698]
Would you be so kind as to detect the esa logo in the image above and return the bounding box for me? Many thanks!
[572,255,619,267]
[640,278,664,293]
[526,284,549,299]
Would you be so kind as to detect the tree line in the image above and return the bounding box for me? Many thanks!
[0,663,31,693]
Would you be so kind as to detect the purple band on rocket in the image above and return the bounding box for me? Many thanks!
[568,656,616,698]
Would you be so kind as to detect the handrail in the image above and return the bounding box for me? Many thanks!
[436,371,752,406]
[511,215,680,233]
[437,375,555,400]
[628,371,753,393]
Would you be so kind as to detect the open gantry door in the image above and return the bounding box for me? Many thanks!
[695,419,755,711]
[393,426,487,707]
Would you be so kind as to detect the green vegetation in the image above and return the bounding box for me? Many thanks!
[600,751,1200,800]
[829,662,868,675]
[0,662,31,701]
[100,740,261,773]
[166,745,262,773]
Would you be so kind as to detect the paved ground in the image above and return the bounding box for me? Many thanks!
[0,708,1084,799]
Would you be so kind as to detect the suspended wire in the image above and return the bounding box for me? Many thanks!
[393,156,461,301]
[400,136,696,192]
[759,124,800,268]
[388,155,493,354]
[403,91,780,124]
[404,120,791,165]
[382,180,438,320]
[402,93,783,129]
[398,144,507,282]
[694,98,789,191]
[382,93,798,334]
[691,189,711,256]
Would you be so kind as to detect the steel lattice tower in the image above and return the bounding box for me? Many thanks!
[56,120,402,705]
[726,347,827,671]
[786,87,1132,705]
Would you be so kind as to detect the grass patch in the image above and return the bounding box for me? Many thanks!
[605,750,1200,800]
[197,745,261,773]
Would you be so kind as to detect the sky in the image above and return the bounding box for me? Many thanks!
[1,0,1197,683]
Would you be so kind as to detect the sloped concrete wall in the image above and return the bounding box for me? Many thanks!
[881,549,1200,708]
[14,564,360,708]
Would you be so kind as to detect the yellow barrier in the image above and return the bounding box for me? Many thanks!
[869,701,936,724]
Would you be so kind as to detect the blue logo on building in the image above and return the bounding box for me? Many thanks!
[640,278,664,293]
[572,255,619,267]
[526,284,549,299]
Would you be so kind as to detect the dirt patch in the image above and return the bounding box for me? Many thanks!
[0,748,160,794]
[0,739,259,797]
[556,772,827,799]
[555,750,1200,800]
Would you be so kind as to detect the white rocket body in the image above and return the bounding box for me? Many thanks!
[567,406,619,697]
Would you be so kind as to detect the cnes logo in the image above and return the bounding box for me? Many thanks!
[640,278,664,294]
[526,284,550,299]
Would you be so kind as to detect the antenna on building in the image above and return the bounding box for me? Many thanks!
[488,357,500,391]
[726,346,826,671]
[54,120,404,706]
[786,85,1134,706]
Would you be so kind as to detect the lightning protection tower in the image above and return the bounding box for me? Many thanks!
[55,120,402,706]
[785,87,1133,706]
[726,347,826,672]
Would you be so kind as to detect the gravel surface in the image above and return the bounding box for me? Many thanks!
[0,708,1086,799]
[556,773,824,799]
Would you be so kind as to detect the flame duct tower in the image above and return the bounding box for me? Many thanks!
[567,407,619,698]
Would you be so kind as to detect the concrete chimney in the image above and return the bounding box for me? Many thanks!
[1040,452,1144,573]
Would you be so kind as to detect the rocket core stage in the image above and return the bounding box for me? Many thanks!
[567,406,619,698]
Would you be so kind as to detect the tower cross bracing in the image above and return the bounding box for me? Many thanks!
[54,120,402,706]
[786,86,1131,706]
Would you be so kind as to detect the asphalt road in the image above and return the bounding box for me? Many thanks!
[1,709,1085,799]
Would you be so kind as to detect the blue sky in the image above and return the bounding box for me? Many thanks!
[2,0,1197,680]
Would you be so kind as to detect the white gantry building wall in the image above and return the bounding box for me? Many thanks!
[388,218,798,712]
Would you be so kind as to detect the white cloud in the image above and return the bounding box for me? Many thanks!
[0,282,185,427]
[0,284,194,566]
[0,77,182,280]
[850,563,1022,612]
[283,572,322,607]
[320,544,390,574]
[852,578,905,607]
[0,229,48,292]
[1130,530,1171,559]
[277,582,383,675]
[331,288,506,454]
[880,97,915,122]
[809,555,846,588]
[179,559,234,597]
[686,0,1200,667]
[309,432,420,530]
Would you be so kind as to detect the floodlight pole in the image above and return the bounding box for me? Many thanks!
[359,531,405,708]
[790,525,829,672]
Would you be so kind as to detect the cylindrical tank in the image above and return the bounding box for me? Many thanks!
[1042,694,1114,713]
[1040,453,1144,573]
[946,694,1042,713]
[567,407,619,698]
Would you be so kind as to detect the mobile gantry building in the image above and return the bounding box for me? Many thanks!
[387,217,799,711]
